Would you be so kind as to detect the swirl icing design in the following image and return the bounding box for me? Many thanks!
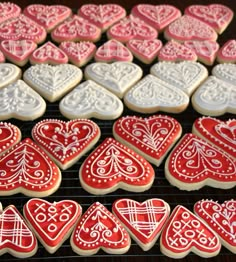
[0,63,21,89]
[0,2,21,24]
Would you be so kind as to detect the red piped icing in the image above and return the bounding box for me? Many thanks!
[0,2,21,24]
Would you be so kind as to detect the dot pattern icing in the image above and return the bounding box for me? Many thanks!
[0,63,21,89]
[212,63,236,86]
[0,2,21,24]
[217,40,236,63]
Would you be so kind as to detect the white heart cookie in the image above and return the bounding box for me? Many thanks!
[0,80,46,121]
[150,61,208,96]
[23,64,83,102]
[59,80,123,120]
[85,62,142,98]
[212,63,236,86]
[192,76,236,116]
[124,74,189,114]
[0,63,21,89]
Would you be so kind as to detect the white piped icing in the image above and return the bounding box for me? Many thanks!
[0,63,21,89]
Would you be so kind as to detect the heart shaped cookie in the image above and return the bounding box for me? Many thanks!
[24,198,82,253]
[192,116,236,160]
[217,40,236,63]
[0,63,21,89]
[23,4,72,32]
[160,205,221,258]
[0,2,21,24]
[78,4,126,32]
[113,115,182,166]
[71,202,130,256]
[113,198,170,251]
[165,133,236,191]
[0,204,37,258]
[0,51,5,63]
[32,119,100,170]
[0,138,61,197]
[85,62,142,98]
[212,63,236,86]
[107,15,158,42]
[79,137,155,195]
[185,4,233,34]
[131,4,181,31]
[124,74,189,114]
[165,15,218,42]
[150,61,208,96]
[194,199,236,253]
[23,64,82,102]
[59,80,123,120]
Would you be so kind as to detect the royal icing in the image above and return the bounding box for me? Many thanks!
[212,63,236,86]
[113,115,182,166]
[0,63,21,89]
[165,133,236,190]
[79,137,155,195]
[32,119,100,170]
[85,62,143,98]
[0,2,21,24]
[113,198,170,251]
[160,205,221,258]
[71,202,130,255]
[217,40,236,63]
[59,80,123,120]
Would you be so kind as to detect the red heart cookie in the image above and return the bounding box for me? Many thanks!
[70,202,130,256]
[165,133,236,191]
[113,198,170,251]
[193,117,236,160]
[160,205,221,258]
[217,39,236,63]
[0,138,61,197]
[194,199,236,254]
[32,119,100,170]
[0,2,21,24]
[24,198,82,254]
[0,204,37,258]
[79,137,155,195]
[113,115,182,166]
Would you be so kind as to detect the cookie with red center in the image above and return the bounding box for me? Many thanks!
[0,2,21,24]
[217,40,236,63]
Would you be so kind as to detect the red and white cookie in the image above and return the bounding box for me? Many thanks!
[32,119,100,170]
[185,4,233,34]
[113,115,182,166]
[51,15,101,43]
[131,4,181,31]
[165,133,236,191]
[70,202,131,256]
[107,15,158,43]
[78,4,126,32]
[95,39,133,62]
[24,198,82,254]
[79,137,155,195]
[59,41,96,67]
[0,204,37,258]
[127,39,162,64]
[194,199,236,254]
[29,41,68,65]
[192,116,236,160]
[0,2,21,24]
[0,138,61,197]
[0,14,46,44]
[0,63,21,89]
[23,4,72,32]
[113,198,170,251]
[164,15,218,43]
[160,205,221,258]
[217,40,236,63]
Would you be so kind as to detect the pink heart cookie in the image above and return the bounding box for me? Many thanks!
[79,137,155,195]
[127,39,162,64]
[185,4,233,34]
[192,116,236,160]
[0,51,5,63]
[0,204,38,258]
[24,198,82,254]
[107,15,158,43]
[217,40,236,63]
[165,15,218,43]
[0,14,46,44]
[113,198,170,251]
[51,15,101,43]
[131,4,181,31]
[23,4,72,32]
[194,199,236,253]
[113,115,182,166]
[95,39,133,62]
[30,41,68,65]
[0,138,61,197]
[78,4,126,32]
[59,41,96,67]
[32,119,101,170]
[165,133,236,191]
[0,2,21,24]
[70,202,131,256]
[160,205,221,258]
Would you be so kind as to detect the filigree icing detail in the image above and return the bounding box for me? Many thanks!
[0,63,21,89]
[212,63,236,86]
[0,2,21,24]
[221,40,236,58]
